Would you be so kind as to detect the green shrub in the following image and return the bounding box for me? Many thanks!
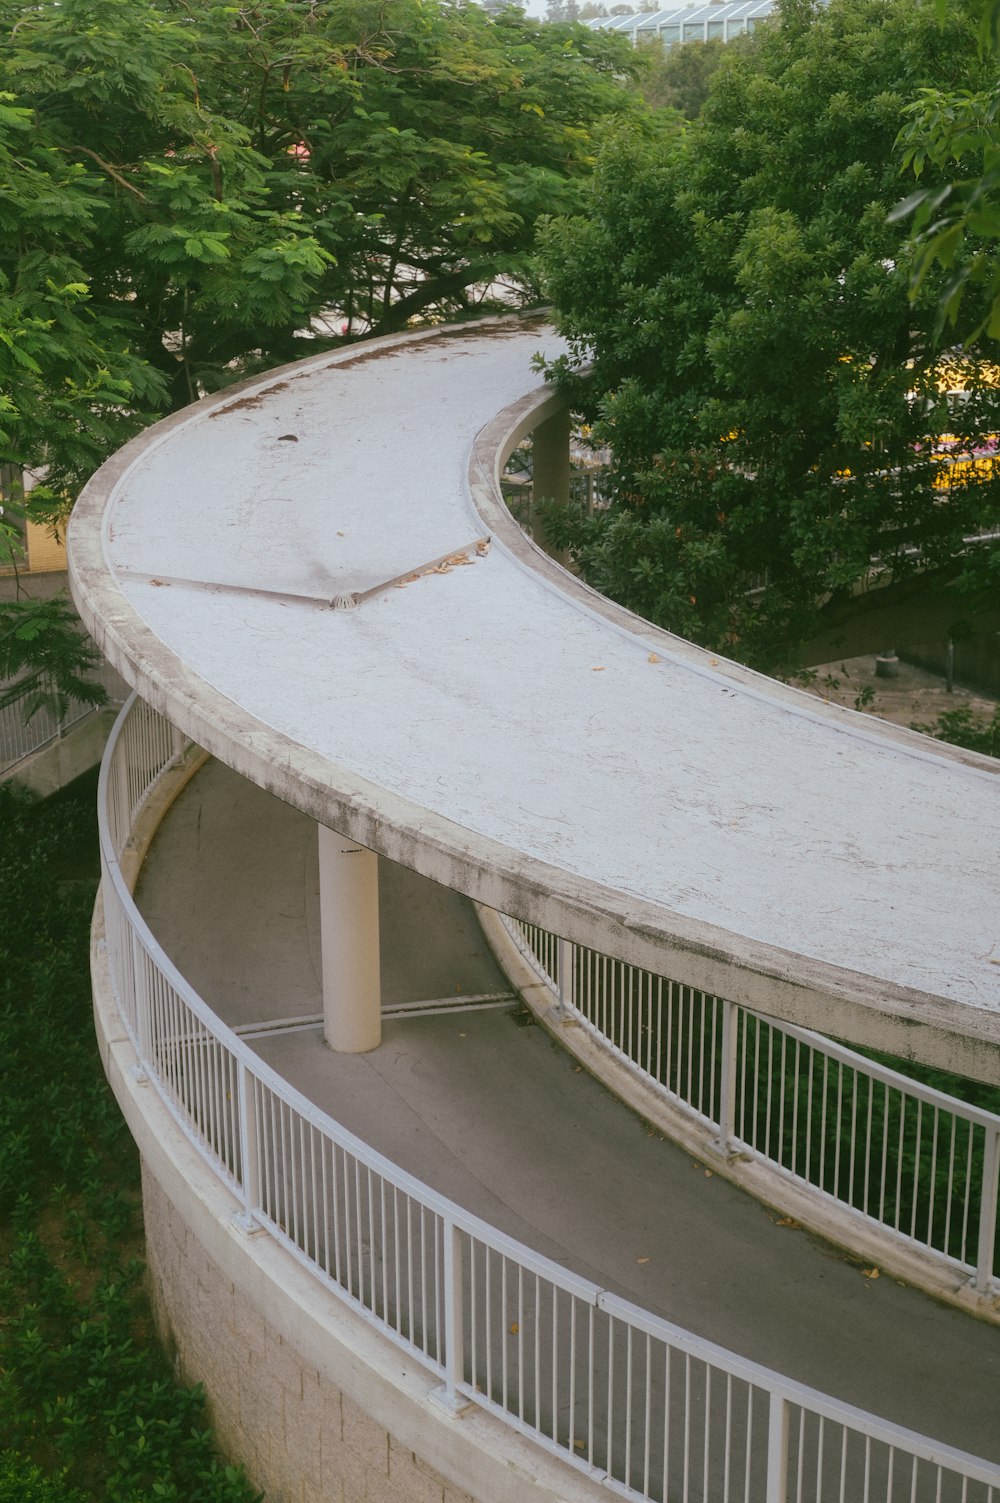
[0,778,262,1502]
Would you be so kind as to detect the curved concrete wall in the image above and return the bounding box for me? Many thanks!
[93,885,609,1503]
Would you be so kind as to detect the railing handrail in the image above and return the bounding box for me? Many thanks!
[503,917,1000,1297]
[751,1010,1000,1133]
[558,928,1000,1137]
[97,693,1000,1497]
[98,699,608,1285]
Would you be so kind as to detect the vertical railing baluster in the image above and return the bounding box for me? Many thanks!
[765,1394,790,1503]
[557,937,575,1016]
[438,1218,466,1411]
[235,1061,260,1232]
[973,1126,1000,1293]
[716,998,738,1156]
[131,929,151,1073]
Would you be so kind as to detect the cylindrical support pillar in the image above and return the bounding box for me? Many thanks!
[318,825,382,1054]
[531,405,571,508]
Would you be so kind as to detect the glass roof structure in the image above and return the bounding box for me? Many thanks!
[587,1,778,43]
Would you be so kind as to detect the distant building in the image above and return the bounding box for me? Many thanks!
[586,1,777,47]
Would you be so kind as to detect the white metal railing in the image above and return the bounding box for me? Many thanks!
[503,919,1000,1299]
[97,695,1000,1503]
[0,658,127,775]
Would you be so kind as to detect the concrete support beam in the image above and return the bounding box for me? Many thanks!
[318,825,381,1053]
[531,406,571,509]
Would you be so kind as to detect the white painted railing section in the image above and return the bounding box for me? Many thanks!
[503,921,1000,1298]
[0,658,126,775]
[97,695,1000,1503]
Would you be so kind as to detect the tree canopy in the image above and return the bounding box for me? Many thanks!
[0,0,636,700]
[537,0,1000,671]
[635,36,726,118]
[892,0,1000,345]
[0,0,635,516]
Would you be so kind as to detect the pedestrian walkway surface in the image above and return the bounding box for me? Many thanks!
[69,318,1000,1060]
[134,759,1000,1466]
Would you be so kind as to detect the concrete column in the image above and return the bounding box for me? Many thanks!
[318,825,381,1053]
[531,405,571,509]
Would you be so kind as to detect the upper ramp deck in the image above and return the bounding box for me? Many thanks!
[68,315,1000,1075]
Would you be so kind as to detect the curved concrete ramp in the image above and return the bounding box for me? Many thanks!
[132,760,1000,1465]
[68,315,1000,1075]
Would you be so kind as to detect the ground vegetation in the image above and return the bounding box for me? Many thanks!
[0,773,263,1502]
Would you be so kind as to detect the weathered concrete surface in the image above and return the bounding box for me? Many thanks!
[68,315,1000,1076]
[131,762,1000,1468]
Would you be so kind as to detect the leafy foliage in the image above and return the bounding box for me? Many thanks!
[0,778,262,1503]
[0,0,636,669]
[0,0,635,497]
[891,0,1000,342]
[635,37,726,118]
[0,598,105,721]
[893,85,1000,340]
[0,1454,85,1503]
[537,0,1000,671]
[912,701,1000,756]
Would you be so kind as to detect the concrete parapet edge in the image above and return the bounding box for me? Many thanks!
[89,887,611,1503]
[475,904,1000,1330]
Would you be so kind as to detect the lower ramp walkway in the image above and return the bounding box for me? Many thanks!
[133,759,1000,1468]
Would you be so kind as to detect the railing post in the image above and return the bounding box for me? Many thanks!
[765,1392,789,1503]
[130,928,151,1080]
[973,1126,1000,1293]
[233,1060,261,1234]
[557,937,575,1016]
[715,999,738,1156]
[113,740,131,856]
[433,1218,468,1414]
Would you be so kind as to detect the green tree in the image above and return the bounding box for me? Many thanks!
[0,0,635,693]
[893,73,1000,341]
[636,37,726,118]
[1,0,633,470]
[537,0,1000,670]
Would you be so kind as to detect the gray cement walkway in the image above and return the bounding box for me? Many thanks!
[134,760,1000,1467]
